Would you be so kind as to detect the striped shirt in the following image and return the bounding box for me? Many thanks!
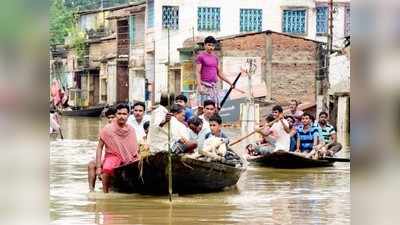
[296,126,319,152]
[316,123,336,144]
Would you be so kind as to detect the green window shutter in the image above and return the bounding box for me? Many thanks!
[129,15,136,48]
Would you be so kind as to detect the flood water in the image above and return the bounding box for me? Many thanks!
[50,116,350,225]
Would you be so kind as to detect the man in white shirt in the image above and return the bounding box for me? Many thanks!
[255,105,290,154]
[199,99,216,131]
[147,94,172,153]
[187,116,208,152]
[127,102,150,142]
[170,104,197,154]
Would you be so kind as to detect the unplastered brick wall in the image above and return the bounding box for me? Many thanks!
[220,33,266,51]
[89,39,116,68]
[219,33,267,84]
[270,33,319,105]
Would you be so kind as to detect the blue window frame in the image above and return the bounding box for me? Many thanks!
[129,15,135,47]
[198,7,220,31]
[240,8,262,32]
[162,6,179,30]
[282,9,306,34]
[316,6,328,34]
[147,0,154,28]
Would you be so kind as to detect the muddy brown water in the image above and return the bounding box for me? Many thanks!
[50,116,350,225]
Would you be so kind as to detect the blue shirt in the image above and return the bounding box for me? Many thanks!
[315,123,336,144]
[184,107,193,122]
[296,126,319,152]
[290,132,297,152]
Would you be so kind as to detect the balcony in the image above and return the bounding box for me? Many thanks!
[86,27,112,40]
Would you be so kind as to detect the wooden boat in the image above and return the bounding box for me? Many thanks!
[110,152,246,194]
[62,105,105,117]
[247,150,334,168]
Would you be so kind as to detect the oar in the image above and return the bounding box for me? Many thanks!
[229,118,280,147]
[229,130,257,147]
[322,157,351,162]
[59,128,64,140]
[219,72,243,109]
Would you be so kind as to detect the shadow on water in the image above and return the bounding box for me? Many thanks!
[50,117,350,225]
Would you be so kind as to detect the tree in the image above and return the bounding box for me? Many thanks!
[49,0,74,46]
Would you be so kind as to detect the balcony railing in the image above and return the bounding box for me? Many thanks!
[86,28,112,40]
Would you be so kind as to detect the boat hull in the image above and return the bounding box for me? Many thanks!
[248,150,334,168]
[62,106,105,117]
[111,152,245,194]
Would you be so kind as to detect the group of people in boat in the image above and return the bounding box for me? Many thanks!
[84,35,342,193]
[88,94,242,193]
[247,99,342,160]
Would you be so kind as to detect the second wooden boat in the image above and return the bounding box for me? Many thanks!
[247,150,334,168]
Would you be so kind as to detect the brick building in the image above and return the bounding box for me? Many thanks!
[179,30,325,121]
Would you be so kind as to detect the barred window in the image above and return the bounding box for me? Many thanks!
[198,7,220,31]
[282,9,306,34]
[240,9,262,32]
[147,0,154,28]
[316,6,328,34]
[162,6,179,30]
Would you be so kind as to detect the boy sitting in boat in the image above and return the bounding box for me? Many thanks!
[170,104,198,154]
[199,114,229,161]
[295,113,319,156]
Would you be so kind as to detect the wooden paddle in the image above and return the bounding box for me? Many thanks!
[59,128,64,140]
[229,118,280,147]
[322,157,351,162]
[219,67,247,109]
[219,72,243,109]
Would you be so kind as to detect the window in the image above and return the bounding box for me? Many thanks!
[316,6,328,34]
[129,16,135,47]
[162,6,179,29]
[344,5,350,36]
[282,9,306,34]
[198,7,220,31]
[147,0,154,28]
[240,9,262,32]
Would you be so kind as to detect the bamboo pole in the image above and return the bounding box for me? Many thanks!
[229,118,279,147]
[167,27,173,202]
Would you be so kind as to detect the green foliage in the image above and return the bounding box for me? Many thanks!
[67,26,87,59]
[49,0,74,46]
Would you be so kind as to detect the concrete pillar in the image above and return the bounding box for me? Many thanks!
[129,69,145,103]
[239,103,260,156]
[336,96,349,146]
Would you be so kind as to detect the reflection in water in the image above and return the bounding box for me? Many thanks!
[50,117,350,225]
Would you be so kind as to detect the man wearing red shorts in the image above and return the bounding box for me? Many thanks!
[95,103,139,193]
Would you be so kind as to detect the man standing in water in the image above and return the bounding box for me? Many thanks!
[95,103,140,193]
[88,107,116,192]
[196,36,244,108]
